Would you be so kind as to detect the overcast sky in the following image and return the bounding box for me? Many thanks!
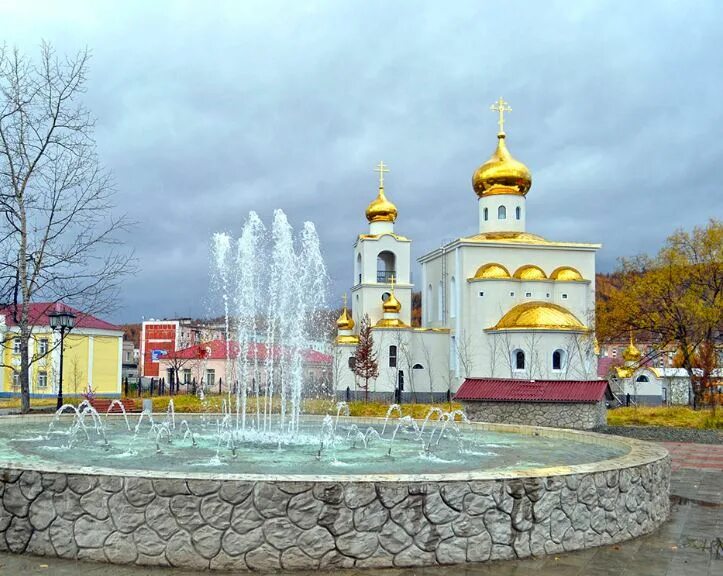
[2,0,721,324]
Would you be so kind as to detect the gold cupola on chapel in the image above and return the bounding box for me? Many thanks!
[365,161,397,224]
[474,98,532,235]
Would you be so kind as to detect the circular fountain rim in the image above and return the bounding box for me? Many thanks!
[0,414,668,482]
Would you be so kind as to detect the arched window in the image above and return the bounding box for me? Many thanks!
[449,276,456,318]
[552,349,565,371]
[515,206,521,220]
[514,349,525,371]
[377,251,396,283]
[437,280,444,321]
[636,375,649,383]
[498,205,507,220]
[484,207,489,221]
[412,363,424,370]
[389,345,397,368]
[426,284,433,323]
[356,253,362,284]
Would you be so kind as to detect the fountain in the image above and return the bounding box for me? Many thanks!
[0,210,670,571]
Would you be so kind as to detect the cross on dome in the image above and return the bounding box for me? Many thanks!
[490,97,512,135]
[374,160,390,188]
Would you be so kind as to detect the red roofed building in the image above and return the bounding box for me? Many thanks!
[0,303,124,398]
[455,378,612,430]
[156,339,332,393]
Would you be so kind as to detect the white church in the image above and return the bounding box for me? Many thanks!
[334,100,600,402]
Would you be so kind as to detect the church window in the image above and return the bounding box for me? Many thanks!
[389,345,397,368]
[552,349,565,371]
[484,207,488,221]
[515,206,521,220]
[437,280,443,321]
[636,375,649,383]
[509,291,515,297]
[412,363,424,370]
[514,350,525,371]
[546,293,550,298]
[479,291,484,297]
[449,277,456,318]
[561,293,568,299]
[498,206,507,220]
[525,292,532,298]
[377,251,396,283]
[348,356,356,370]
[356,253,362,285]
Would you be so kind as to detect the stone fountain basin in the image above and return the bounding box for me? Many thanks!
[0,414,669,571]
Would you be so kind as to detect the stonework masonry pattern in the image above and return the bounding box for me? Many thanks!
[0,456,670,571]
[462,401,607,430]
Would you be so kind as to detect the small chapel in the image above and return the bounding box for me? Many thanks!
[334,99,608,424]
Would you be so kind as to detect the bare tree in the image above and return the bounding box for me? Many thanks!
[455,329,475,379]
[0,43,134,412]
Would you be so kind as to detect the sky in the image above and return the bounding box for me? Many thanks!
[2,0,721,324]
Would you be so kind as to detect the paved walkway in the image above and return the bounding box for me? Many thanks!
[662,441,723,471]
[0,443,720,576]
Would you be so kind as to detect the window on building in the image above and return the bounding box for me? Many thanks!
[561,293,568,299]
[437,280,443,322]
[12,372,20,388]
[479,291,484,297]
[426,284,433,323]
[515,206,521,220]
[38,338,49,356]
[449,277,456,318]
[389,345,397,368]
[552,350,565,371]
[13,337,20,354]
[348,356,356,370]
[376,251,396,283]
[636,375,649,383]
[412,363,424,370]
[37,371,48,388]
[182,369,191,384]
[450,336,457,371]
[525,292,532,298]
[498,205,507,220]
[611,348,617,358]
[483,207,488,221]
[205,369,215,387]
[509,291,515,297]
[546,293,550,298]
[514,350,525,371]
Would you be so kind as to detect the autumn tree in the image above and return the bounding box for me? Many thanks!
[0,44,133,413]
[597,219,722,407]
[353,314,378,402]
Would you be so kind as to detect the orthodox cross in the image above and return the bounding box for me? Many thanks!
[390,274,396,292]
[490,97,512,134]
[342,293,348,309]
[374,160,390,188]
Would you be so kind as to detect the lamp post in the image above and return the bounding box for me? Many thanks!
[48,306,76,411]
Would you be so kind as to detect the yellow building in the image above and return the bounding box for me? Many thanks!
[0,303,123,398]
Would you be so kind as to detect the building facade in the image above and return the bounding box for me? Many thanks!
[334,102,600,401]
[0,303,123,398]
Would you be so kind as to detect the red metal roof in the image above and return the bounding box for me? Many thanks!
[167,339,332,364]
[455,378,610,403]
[0,302,122,332]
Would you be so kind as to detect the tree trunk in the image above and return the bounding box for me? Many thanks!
[20,328,30,414]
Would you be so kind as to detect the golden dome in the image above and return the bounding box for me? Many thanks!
[623,334,642,363]
[365,186,397,223]
[513,264,547,280]
[490,302,586,331]
[382,292,402,313]
[375,317,408,328]
[336,306,354,331]
[550,266,584,281]
[474,263,511,279]
[472,134,532,198]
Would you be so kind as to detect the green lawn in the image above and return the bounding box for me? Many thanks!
[607,406,722,429]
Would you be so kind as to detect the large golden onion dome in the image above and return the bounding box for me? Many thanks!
[513,264,547,280]
[365,186,397,223]
[473,263,511,279]
[472,133,532,197]
[550,266,584,281]
[490,302,586,331]
[623,334,642,363]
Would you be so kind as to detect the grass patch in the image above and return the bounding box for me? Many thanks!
[607,406,723,429]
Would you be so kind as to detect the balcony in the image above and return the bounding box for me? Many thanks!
[377,270,396,283]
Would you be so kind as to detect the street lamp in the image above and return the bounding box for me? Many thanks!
[48,305,76,410]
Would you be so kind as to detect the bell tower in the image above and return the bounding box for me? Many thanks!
[350,162,412,327]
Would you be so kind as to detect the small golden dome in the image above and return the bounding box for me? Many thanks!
[550,266,584,281]
[623,334,642,363]
[375,317,408,328]
[513,264,547,280]
[382,292,402,313]
[365,186,397,223]
[472,134,532,197]
[490,302,586,331]
[336,307,354,331]
[474,263,511,279]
